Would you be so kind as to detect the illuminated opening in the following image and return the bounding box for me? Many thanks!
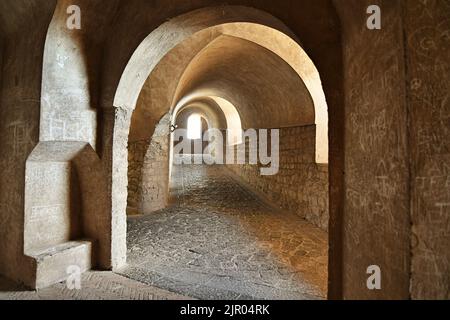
[187,114,202,140]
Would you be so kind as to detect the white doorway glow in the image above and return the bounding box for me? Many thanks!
[187,114,202,140]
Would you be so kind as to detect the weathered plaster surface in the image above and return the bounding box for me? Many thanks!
[23,141,110,288]
[405,0,450,299]
[336,0,410,299]
[0,0,56,286]
[41,0,119,149]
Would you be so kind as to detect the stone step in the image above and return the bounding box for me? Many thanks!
[26,241,92,289]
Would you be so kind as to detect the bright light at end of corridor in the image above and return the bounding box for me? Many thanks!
[187,114,202,140]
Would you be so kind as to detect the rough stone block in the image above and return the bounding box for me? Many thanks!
[28,241,92,289]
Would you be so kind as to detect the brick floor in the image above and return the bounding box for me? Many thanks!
[0,272,191,300]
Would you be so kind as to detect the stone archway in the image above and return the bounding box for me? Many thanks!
[106,7,337,295]
[114,8,329,164]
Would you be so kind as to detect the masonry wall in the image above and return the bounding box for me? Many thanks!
[0,1,56,285]
[127,115,170,215]
[335,0,450,300]
[336,0,411,300]
[140,122,170,214]
[405,0,450,299]
[127,140,148,215]
[228,125,329,231]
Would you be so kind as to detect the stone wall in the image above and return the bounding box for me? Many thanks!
[127,115,170,215]
[0,0,56,285]
[405,0,450,300]
[336,0,411,300]
[228,125,329,231]
[127,140,148,215]
[335,0,450,300]
[141,125,170,214]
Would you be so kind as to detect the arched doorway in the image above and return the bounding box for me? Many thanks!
[107,5,341,299]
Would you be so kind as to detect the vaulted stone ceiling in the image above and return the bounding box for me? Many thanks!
[130,33,314,143]
[173,35,314,129]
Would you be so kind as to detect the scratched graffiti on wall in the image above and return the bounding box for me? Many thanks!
[5,121,35,159]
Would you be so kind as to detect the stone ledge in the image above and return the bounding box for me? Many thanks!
[26,241,92,289]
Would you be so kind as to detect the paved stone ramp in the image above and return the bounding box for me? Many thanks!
[120,164,328,300]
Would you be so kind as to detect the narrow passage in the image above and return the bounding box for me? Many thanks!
[122,164,328,300]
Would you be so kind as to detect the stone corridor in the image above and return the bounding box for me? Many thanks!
[1,1,446,300]
[0,162,328,300]
[120,163,328,300]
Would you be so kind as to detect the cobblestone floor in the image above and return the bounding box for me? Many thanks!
[120,164,328,300]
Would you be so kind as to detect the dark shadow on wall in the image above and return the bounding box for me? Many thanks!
[0,0,57,287]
